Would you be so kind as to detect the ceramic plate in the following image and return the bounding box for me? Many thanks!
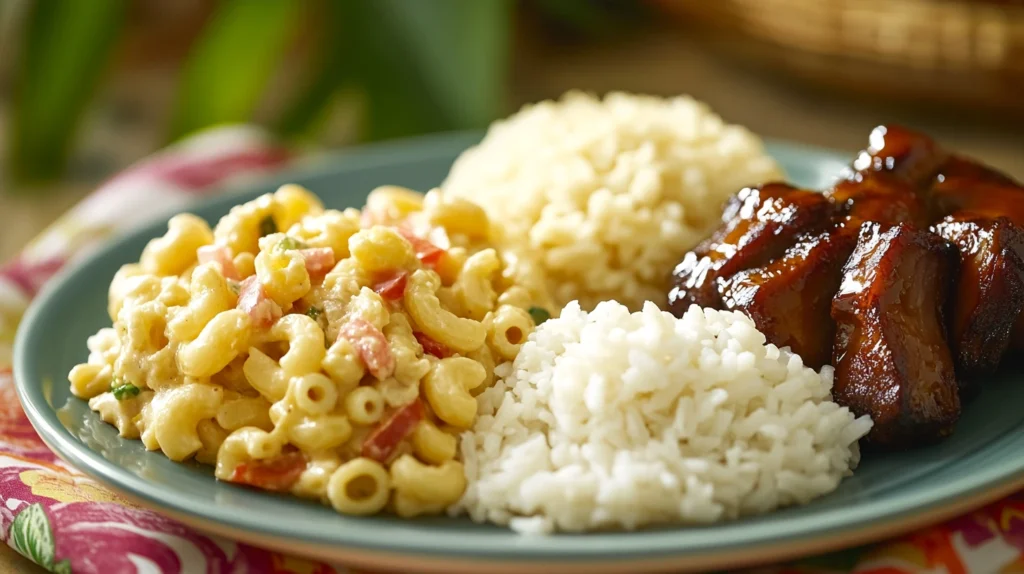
[15,133,1024,574]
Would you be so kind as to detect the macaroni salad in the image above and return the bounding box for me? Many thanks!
[68,184,553,517]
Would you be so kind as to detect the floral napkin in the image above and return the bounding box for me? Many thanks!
[1,126,1022,574]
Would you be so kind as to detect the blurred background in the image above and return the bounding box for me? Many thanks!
[2,0,1024,260]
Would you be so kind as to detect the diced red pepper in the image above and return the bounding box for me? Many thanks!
[419,247,445,267]
[362,400,424,462]
[397,228,446,267]
[228,451,306,492]
[339,318,396,380]
[372,271,409,301]
[297,247,335,275]
[197,244,239,280]
[414,331,451,358]
[237,276,282,328]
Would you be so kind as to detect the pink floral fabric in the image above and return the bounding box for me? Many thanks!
[2,126,1024,573]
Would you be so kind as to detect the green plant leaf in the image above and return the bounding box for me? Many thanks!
[343,0,512,141]
[9,0,127,183]
[374,0,511,128]
[275,0,350,138]
[274,57,345,139]
[531,0,648,38]
[9,503,57,568]
[167,0,303,141]
[532,0,618,37]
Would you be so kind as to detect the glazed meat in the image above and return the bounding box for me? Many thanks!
[932,213,1024,388]
[931,156,1024,225]
[667,183,832,315]
[928,157,1024,352]
[842,124,948,189]
[1012,319,1024,354]
[718,223,859,370]
[827,175,929,229]
[831,223,960,447]
[665,125,1024,449]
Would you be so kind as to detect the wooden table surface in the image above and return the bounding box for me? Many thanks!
[1,27,1022,573]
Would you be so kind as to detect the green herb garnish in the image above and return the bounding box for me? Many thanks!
[259,215,278,237]
[528,306,551,325]
[228,280,241,295]
[276,236,308,251]
[305,306,323,321]
[111,380,141,401]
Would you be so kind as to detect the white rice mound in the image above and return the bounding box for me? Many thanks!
[442,91,783,311]
[454,301,872,534]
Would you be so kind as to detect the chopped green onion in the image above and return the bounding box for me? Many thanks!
[305,306,322,320]
[111,380,141,401]
[276,236,308,251]
[528,306,551,325]
[228,280,241,295]
[259,215,278,236]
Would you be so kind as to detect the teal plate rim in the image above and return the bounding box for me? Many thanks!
[13,131,1024,565]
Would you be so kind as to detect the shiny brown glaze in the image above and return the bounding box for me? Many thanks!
[831,223,960,448]
[667,183,833,315]
[719,223,859,370]
[666,126,1024,450]
[841,125,948,189]
[932,213,1024,386]
[928,156,1024,352]
[827,175,929,229]
[930,156,1024,227]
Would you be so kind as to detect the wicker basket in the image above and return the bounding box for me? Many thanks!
[654,0,1024,116]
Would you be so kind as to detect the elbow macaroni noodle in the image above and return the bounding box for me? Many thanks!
[140,214,214,276]
[404,270,486,354]
[68,184,552,517]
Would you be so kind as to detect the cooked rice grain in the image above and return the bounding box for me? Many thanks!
[454,302,871,534]
[442,92,783,311]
